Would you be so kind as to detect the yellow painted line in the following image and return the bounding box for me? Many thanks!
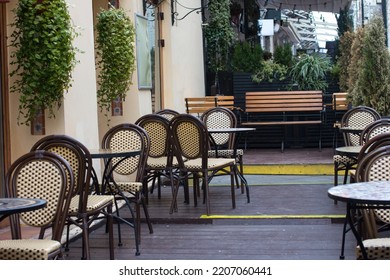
[200,214,345,219]
[243,164,333,175]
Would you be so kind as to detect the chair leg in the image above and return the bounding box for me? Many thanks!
[230,166,236,209]
[107,204,115,260]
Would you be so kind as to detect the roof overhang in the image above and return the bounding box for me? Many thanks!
[264,0,352,14]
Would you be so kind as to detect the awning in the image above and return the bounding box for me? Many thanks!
[264,0,352,13]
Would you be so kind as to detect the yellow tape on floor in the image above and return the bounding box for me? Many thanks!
[243,164,333,175]
[200,214,345,219]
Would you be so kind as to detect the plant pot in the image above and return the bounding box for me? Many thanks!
[30,108,45,135]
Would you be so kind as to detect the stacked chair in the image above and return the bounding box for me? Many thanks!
[101,123,153,256]
[354,145,390,259]
[169,114,237,215]
[0,151,74,260]
[201,107,245,194]
[135,114,178,204]
[334,106,381,186]
[30,135,115,259]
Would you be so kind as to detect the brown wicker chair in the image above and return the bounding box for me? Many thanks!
[30,135,114,260]
[155,109,179,121]
[354,145,390,259]
[169,114,237,215]
[201,107,244,193]
[135,114,178,204]
[334,106,381,186]
[0,151,74,260]
[101,123,153,256]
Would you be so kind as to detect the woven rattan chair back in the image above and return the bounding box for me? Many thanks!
[136,114,170,158]
[30,135,91,212]
[170,114,207,162]
[360,119,390,145]
[101,123,150,183]
[155,109,179,121]
[30,134,115,260]
[341,106,381,146]
[201,107,237,148]
[6,150,74,242]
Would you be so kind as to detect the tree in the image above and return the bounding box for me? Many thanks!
[348,27,365,106]
[204,0,235,73]
[337,31,355,91]
[351,17,390,115]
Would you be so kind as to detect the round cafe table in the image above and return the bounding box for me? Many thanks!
[0,197,47,223]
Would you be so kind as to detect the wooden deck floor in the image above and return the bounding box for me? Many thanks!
[62,174,360,260]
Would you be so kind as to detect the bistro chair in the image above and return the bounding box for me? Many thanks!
[0,151,74,260]
[354,145,390,259]
[101,123,153,255]
[155,108,179,121]
[338,133,390,259]
[201,107,244,193]
[333,106,381,186]
[359,118,390,144]
[135,114,178,204]
[30,135,115,260]
[169,114,237,215]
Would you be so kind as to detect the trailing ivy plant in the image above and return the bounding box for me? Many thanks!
[9,0,78,125]
[95,7,136,117]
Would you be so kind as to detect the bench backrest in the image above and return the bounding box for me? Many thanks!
[185,96,235,114]
[245,91,323,113]
[332,92,349,111]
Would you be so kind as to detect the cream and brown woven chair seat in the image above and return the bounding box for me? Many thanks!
[356,238,390,259]
[68,195,114,214]
[183,158,236,169]
[0,239,62,260]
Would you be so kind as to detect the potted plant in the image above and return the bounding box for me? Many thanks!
[288,53,331,91]
[348,16,390,116]
[9,0,78,134]
[95,7,136,119]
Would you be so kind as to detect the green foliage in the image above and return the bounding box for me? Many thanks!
[204,0,235,73]
[273,43,293,67]
[96,7,136,116]
[351,16,390,115]
[251,60,288,83]
[347,27,365,105]
[9,0,78,125]
[336,5,354,37]
[289,53,331,91]
[231,41,263,72]
[337,31,355,91]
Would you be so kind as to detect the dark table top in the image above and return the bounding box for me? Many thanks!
[0,197,47,222]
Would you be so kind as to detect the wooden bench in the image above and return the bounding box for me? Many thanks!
[185,96,238,116]
[241,91,325,152]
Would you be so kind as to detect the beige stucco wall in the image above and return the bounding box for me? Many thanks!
[6,0,206,165]
[159,0,205,113]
